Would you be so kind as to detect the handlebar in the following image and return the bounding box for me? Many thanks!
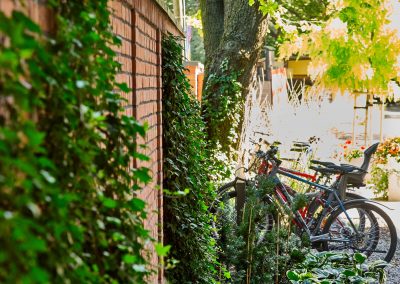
[255,146,282,168]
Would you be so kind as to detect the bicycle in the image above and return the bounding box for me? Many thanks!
[214,146,397,262]
[222,142,378,231]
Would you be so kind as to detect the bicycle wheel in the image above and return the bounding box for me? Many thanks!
[322,201,397,262]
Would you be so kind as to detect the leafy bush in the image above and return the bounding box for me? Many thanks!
[345,149,364,162]
[0,2,152,283]
[369,165,389,200]
[162,34,222,283]
[376,137,400,164]
[287,252,387,284]
[218,176,309,283]
[368,137,400,200]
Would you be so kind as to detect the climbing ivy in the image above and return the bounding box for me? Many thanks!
[0,1,152,283]
[162,34,224,283]
[202,60,243,160]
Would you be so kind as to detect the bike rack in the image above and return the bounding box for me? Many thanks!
[235,181,246,225]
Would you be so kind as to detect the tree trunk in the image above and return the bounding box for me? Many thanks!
[199,0,225,71]
[200,0,269,158]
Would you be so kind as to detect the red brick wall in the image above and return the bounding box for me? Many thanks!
[0,0,54,32]
[109,2,182,283]
[1,1,183,283]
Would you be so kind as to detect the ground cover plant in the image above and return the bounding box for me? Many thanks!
[287,251,387,284]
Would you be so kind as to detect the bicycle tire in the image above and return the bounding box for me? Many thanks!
[322,201,397,262]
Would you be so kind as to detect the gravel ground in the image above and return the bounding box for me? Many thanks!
[387,246,400,284]
[351,187,400,283]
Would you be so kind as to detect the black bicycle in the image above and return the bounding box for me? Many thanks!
[214,146,397,262]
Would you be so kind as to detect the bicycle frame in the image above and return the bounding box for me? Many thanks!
[262,161,359,241]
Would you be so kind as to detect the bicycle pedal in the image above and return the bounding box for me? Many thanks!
[310,233,329,242]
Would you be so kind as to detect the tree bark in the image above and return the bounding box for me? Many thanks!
[216,1,268,94]
[200,0,269,157]
[199,0,225,71]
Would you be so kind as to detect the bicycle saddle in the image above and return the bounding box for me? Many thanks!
[310,163,365,175]
[327,163,365,174]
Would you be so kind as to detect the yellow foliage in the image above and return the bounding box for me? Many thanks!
[279,0,400,96]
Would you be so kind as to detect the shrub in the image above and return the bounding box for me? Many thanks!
[218,176,309,283]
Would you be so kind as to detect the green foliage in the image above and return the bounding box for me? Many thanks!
[202,60,243,159]
[369,166,389,200]
[344,149,363,162]
[291,192,308,212]
[162,34,221,283]
[287,251,387,283]
[279,0,400,94]
[368,137,400,200]
[280,0,329,21]
[190,28,205,63]
[252,0,330,50]
[375,137,400,164]
[0,2,152,283]
[218,176,308,283]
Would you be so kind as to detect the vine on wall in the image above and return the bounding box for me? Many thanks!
[162,34,222,283]
[0,1,152,283]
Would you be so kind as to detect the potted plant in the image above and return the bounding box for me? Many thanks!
[375,137,400,201]
[342,141,366,167]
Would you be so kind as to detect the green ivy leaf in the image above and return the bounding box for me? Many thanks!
[13,11,41,33]
[116,82,130,93]
[353,253,367,264]
[342,269,356,276]
[20,238,47,252]
[155,243,171,257]
[128,198,146,211]
[28,267,49,283]
[123,254,138,264]
[132,167,151,184]
[102,198,117,208]
[286,270,300,281]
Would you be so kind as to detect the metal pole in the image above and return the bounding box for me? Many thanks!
[380,102,384,141]
[364,93,369,146]
[352,94,356,145]
[235,181,246,225]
